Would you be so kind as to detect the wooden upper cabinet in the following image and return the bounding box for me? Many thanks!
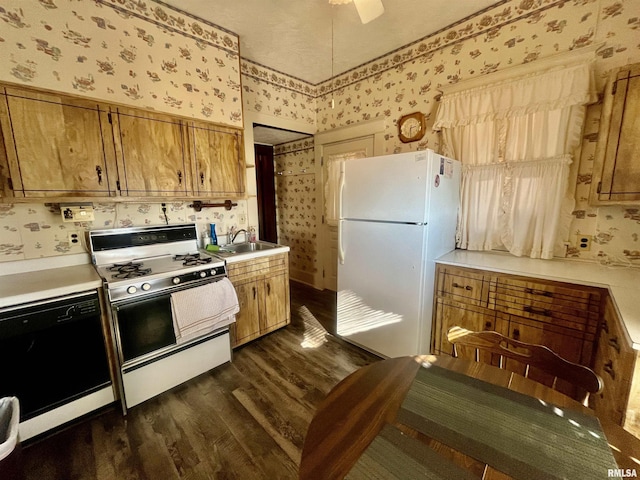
[111,107,190,197]
[0,87,117,197]
[591,63,640,204]
[188,121,245,197]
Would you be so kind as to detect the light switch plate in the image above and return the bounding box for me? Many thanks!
[238,213,247,225]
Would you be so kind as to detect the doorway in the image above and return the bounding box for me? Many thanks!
[254,144,278,243]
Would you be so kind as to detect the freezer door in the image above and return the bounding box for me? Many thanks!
[342,151,432,223]
[337,220,427,358]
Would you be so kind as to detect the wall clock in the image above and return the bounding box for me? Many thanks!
[398,112,426,143]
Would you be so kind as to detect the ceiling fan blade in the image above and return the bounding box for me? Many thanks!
[353,0,384,24]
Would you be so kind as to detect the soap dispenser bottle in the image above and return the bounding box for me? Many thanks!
[210,223,218,245]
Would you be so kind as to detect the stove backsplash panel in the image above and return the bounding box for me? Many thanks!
[0,201,248,263]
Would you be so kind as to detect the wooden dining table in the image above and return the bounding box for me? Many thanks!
[299,355,640,480]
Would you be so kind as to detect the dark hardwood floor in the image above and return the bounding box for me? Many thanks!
[19,281,380,480]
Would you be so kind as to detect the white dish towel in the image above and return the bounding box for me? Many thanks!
[171,277,239,343]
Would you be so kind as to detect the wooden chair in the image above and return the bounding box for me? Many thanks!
[446,326,603,405]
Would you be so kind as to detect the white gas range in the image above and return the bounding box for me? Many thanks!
[89,223,234,413]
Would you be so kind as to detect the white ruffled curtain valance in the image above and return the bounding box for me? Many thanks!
[434,59,597,259]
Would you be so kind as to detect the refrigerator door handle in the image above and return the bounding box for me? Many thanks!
[338,164,346,265]
[338,220,345,265]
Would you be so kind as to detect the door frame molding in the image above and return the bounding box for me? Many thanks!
[314,118,386,289]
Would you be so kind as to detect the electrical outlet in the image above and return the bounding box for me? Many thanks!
[68,231,80,246]
[61,205,95,223]
[576,234,592,251]
[238,213,247,225]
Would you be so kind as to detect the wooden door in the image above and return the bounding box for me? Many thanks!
[260,271,289,334]
[320,136,374,291]
[231,278,261,347]
[189,121,244,196]
[255,144,277,243]
[112,107,189,196]
[0,88,116,197]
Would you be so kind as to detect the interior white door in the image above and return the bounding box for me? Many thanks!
[321,136,374,291]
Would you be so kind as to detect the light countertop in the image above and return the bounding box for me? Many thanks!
[437,250,640,350]
[0,263,103,309]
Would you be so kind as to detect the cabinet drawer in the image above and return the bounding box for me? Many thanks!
[227,254,287,282]
[495,277,600,331]
[437,266,494,307]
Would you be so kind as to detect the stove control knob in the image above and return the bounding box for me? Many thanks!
[142,283,151,291]
[127,286,137,294]
[199,271,207,278]
[210,269,216,276]
[173,277,181,285]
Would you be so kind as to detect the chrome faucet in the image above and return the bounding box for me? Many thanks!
[229,228,247,244]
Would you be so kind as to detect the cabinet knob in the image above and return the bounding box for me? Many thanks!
[604,360,616,380]
[512,328,520,340]
[267,282,271,295]
[177,170,183,185]
[252,286,256,299]
[96,165,103,185]
[484,321,492,330]
[200,172,205,186]
[608,336,621,354]
[601,320,609,334]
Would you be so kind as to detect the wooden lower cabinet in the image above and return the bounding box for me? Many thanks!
[433,264,601,397]
[227,253,290,348]
[591,296,639,436]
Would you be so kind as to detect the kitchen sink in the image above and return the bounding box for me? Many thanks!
[213,241,281,257]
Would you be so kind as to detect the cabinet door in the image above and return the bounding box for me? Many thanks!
[591,63,640,203]
[231,279,261,348]
[496,315,592,399]
[0,88,116,197]
[188,121,245,196]
[112,107,189,196]
[591,297,634,425]
[260,271,289,334]
[433,298,496,362]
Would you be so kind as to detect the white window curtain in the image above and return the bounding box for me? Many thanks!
[433,58,597,259]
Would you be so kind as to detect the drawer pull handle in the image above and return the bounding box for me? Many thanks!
[252,286,256,299]
[484,321,492,330]
[608,336,621,354]
[512,328,520,340]
[604,360,616,380]
[524,287,553,297]
[177,170,183,185]
[200,172,205,186]
[523,305,551,317]
[452,282,473,291]
[601,320,609,334]
[96,165,103,185]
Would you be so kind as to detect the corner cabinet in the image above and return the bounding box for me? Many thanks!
[590,62,640,204]
[227,253,290,348]
[0,86,117,197]
[0,83,245,202]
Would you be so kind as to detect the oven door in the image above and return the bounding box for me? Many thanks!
[113,293,177,364]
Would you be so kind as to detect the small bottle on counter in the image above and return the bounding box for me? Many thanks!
[249,226,256,243]
[210,223,218,245]
[201,230,211,249]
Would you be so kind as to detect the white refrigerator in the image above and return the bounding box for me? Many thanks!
[337,149,461,358]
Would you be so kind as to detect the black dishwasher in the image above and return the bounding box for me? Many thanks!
[0,291,112,421]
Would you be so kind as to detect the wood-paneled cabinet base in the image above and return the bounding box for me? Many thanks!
[433,264,602,397]
[227,253,290,348]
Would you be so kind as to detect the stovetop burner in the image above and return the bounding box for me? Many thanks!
[107,261,153,279]
[174,253,213,266]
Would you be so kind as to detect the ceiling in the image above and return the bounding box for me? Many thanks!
[162,0,501,85]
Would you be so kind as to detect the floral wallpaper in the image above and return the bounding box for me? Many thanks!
[0,0,242,126]
[0,201,248,262]
[241,59,316,126]
[0,0,639,272]
[274,138,317,281]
